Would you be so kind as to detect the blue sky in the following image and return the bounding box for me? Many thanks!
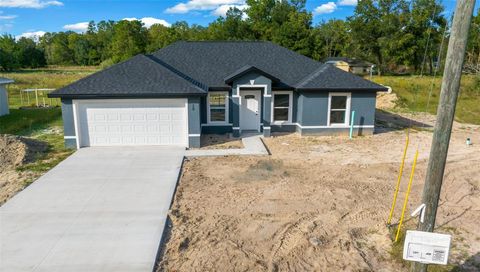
[0,0,477,39]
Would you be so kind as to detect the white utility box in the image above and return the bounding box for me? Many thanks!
[403,230,451,265]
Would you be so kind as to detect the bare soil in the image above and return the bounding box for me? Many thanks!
[0,134,47,205]
[199,134,243,149]
[159,113,480,271]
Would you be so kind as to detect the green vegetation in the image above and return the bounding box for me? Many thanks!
[2,1,479,75]
[373,75,480,125]
[0,66,96,108]
[0,68,93,177]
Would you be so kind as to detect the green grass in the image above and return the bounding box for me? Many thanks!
[372,75,480,125]
[0,66,97,109]
[0,67,95,180]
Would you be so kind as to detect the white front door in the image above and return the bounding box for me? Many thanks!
[76,99,188,147]
[240,90,261,131]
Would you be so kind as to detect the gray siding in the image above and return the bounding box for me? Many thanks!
[351,91,376,126]
[188,97,201,148]
[61,99,77,149]
[298,91,329,126]
[0,86,9,116]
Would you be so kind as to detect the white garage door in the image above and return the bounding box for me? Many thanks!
[75,99,188,147]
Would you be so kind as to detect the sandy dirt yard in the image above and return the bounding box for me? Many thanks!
[0,135,47,205]
[159,112,480,271]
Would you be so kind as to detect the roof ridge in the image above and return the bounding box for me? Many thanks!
[295,63,330,88]
[144,55,208,92]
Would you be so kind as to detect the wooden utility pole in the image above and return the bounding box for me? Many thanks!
[413,0,476,271]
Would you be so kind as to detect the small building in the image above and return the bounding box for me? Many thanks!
[49,41,387,149]
[324,57,374,75]
[0,77,14,116]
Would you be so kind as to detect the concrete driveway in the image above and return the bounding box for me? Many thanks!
[0,146,185,272]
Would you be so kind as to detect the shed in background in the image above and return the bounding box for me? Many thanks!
[0,77,14,116]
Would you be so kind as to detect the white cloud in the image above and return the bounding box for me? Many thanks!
[0,14,17,19]
[314,2,337,15]
[123,17,171,28]
[212,4,248,17]
[337,0,357,6]
[165,0,244,14]
[16,30,46,41]
[63,21,89,32]
[0,0,63,8]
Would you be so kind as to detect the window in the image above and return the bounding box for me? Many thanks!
[328,93,351,126]
[208,92,228,123]
[272,91,292,123]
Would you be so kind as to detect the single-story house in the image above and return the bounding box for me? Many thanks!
[0,77,14,116]
[49,41,387,149]
[324,57,374,75]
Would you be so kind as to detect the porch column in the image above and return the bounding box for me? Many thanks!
[232,87,240,137]
[188,97,201,148]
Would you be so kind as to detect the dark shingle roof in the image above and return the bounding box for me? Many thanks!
[50,41,387,98]
[153,41,320,88]
[49,54,206,98]
[296,64,386,90]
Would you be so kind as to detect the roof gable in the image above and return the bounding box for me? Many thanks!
[296,64,387,91]
[224,65,280,84]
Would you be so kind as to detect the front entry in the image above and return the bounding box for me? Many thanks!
[240,90,261,132]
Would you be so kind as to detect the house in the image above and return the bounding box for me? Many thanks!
[48,41,387,149]
[0,77,14,116]
[324,57,374,75]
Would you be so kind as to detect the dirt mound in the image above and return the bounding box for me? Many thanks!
[0,135,47,172]
[376,91,398,109]
[0,135,47,205]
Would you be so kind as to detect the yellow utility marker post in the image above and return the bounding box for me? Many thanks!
[387,132,410,225]
[395,149,419,242]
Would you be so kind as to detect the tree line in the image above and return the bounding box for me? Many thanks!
[1,0,479,75]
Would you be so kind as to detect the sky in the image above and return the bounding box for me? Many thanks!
[0,0,477,40]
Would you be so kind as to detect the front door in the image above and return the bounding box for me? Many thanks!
[240,90,261,132]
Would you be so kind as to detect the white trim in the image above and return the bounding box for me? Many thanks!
[263,126,271,129]
[233,127,240,130]
[236,84,268,96]
[294,123,374,129]
[72,101,80,149]
[271,91,293,124]
[188,134,201,137]
[263,94,272,97]
[327,92,351,127]
[201,123,233,127]
[185,99,189,148]
[63,136,77,139]
[207,91,229,124]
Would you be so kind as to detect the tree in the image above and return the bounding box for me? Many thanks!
[17,37,46,68]
[0,34,20,71]
[110,20,148,62]
[312,19,351,61]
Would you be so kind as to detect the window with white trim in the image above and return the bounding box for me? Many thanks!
[328,93,351,126]
[208,92,228,123]
[272,91,292,123]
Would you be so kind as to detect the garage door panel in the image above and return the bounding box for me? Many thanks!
[77,99,187,147]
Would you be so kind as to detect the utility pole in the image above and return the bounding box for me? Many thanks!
[413,0,476,271]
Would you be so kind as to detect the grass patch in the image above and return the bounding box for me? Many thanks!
[0,108,62,135]
[372,75,480,125]
[0,66,96,109]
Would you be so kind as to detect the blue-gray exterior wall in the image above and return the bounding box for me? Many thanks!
[61,99,77,149]
[0,86,9,116]
[293,90,377,136]
[188,97,201,148]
